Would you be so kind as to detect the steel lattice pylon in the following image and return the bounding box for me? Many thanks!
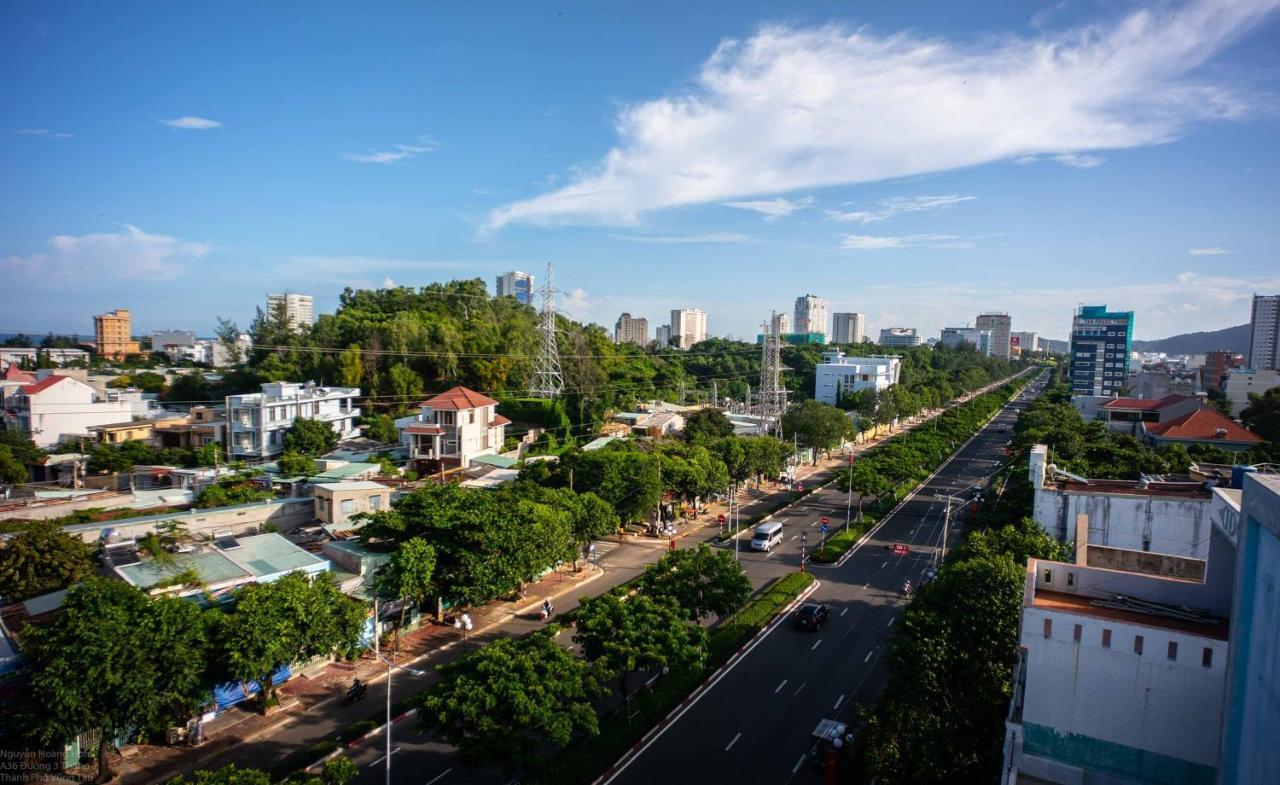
[759,311,785,422]
[531,262,564,398]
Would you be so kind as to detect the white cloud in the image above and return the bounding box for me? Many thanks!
[721,195,814,220]
[344,137,439,164]
[2,224,211,280]
[825,194,976,224]
[1053,152,1105,168]
[8,128,74,139]
[607,231,757,244]
[839,233,975,250]
[161,116,223,130]
[273,256,485,289]
[488,0,1276,229]
[1189,246,1231,255]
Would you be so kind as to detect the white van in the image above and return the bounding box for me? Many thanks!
[751,522,784,552]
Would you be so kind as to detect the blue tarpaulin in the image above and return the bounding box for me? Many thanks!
[212,663,292,710]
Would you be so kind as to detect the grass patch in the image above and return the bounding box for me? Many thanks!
[532,571,815,785]
[809,515,876,563]
[269,739,339,781]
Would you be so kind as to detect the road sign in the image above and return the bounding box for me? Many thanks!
[821,516,829,525]
[820,523,829,534]
[717,513,726,523]
[892,543,910,556]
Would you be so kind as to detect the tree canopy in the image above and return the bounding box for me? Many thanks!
[683,408,734,444]
[284,418,339,456]
[573,591,707,697]
[0,521,96,603]
[781,399,853,460]
[639,543,751,621]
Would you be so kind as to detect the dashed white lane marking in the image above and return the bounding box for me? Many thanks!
[864,649,874,663]
[792,755,807,773]
[880,560,888,568]
[725,732,741,752]
[834,694,845,710]
[424,770,452,785]
[775,679,788,694]
[811,639,823,651]
[863,582,870,590]
[370,746,401,766]
[793,682,807,696]
[840,607,849,617]
[888,617,896,627]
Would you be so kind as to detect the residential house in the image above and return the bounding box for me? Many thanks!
[399,386,509,472]
[813,350,901,406]
[226,381,360,460]
[4,375,145,448]
[1142,408,1263,452]
[314,481,392,526]
[152,405,226,450]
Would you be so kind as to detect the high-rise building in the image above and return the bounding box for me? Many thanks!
[93,309,141,360]
[1247,294,1279,371]
[1202,350,1246,393]
[940,327,993,355]
[975,313,1012,359]
[670,308,707,349]
[266,293,314,330]
[831,312,866,344]
[655,324,672,347]
[614,313,649,346]
[878,327,924,347]
[1011,331,1040,355]
[1069,304,1134,397]
[772,312,792,335]
[793,295,829,343]
[495,270,535,306]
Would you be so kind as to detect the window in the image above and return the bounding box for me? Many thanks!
[1134,635,1144,655]
[1043,618,1052,639]
[1202,648,1213,668]
[1168,641,1178,661]
[370,495,382,510]
[340,499,354,516]
[1101,629,1112,648]
[1073,624,1082,642]
[1043,569,1053,584]
[1066,572,1075,587]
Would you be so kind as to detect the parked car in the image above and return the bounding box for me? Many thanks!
[794,603,830,631]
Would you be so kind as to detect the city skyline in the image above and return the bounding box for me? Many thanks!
[2,0,1279,340]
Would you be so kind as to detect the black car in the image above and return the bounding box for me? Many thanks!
[794,603,830,631]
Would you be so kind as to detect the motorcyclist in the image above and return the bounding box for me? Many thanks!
[902,580,913,597]
[347,678,366,701]
[541,598,553,620]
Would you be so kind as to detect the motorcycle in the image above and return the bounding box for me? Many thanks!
[539,602,554,622]
[344,680,367,705]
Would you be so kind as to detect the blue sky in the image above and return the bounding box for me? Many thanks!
[2,0,1278,342]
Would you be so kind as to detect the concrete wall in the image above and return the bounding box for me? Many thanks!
[1033,485,1212,560]
[1019,605,1227,784]
[1033,552,1234,617]
[60,497,313,543]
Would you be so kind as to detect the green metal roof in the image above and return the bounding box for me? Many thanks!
[224,533,326,578]
[470,453,518,468]
[117,550,251,590]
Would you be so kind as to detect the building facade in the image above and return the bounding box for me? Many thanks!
[266,293,314,330]
[1011,331,1040,354]
[495,270,534,305]
[1247,294,1279,371]
[1202,350,1246,393]
[669,308,707,349]
[1222,368,1280,417]
[399,386,509,471]
[940,327,992,355]
[151,330,196,351]
[93,309,140,360]
[877,327,923,347]
[1069,304,1134,397]
[614,313,649,346]
[655,324,672,347]
[793,295,829,344]
[813,350,901,406]
[771,312,792,335]
[831,312,865,344]
[975,312,1012,359]
[226,381,360,459]
[5,375,140,448]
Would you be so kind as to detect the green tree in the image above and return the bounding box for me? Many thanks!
[195,472,271,508]
[683,408,734,444]
[168,764,271,785]
[0,444,28,486]
[24,580,209,782]
[781,400,853,462]
[387,364,425,413]
[378,537,436,641]
[195,441,221,468]
[417,634,603,777]
[0,521,96,602]
[573,591,707,698]
[362,413,399,444]
[321,756,358,785]
[1240,387,1280,443]
[639,543,751,621]
[277,450,317,478]
[338,344,363,388]
[0,429,42,466]
[284,418,339,456]
[215,317,246,367]
[166,371,211,403]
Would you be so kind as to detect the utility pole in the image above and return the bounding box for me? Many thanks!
[712,379,718,408]
[844,453,853,534]
[531,262,564,398]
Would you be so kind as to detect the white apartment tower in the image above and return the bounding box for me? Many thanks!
[831,312,865,344]
[793,295,829,343]
[1248,294,1279,371]
[614,313,649,346]
[771,312,792,335]
[495,270,535,306]
[669,309,707,349]
[266,293,315,330]
[976,312,1012,359]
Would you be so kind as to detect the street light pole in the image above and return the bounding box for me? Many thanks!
[844,453,852,535]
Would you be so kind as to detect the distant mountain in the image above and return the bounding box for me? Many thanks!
[1132,323,1250,355]
[1041,338,1068,354]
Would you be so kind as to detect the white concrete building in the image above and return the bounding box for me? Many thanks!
[495,270,534,305]
[976,312,1012,359]
[771,312,791,335]
[399,386,509,471]
[793,295,829,343]
[831,312,865,344]
[1247,293,1279,371]
[813,350,900,406]
[1222,367,1280,417]
[266,293,314,330]
[4,375,138,448]
[655,324,672,347]
[669,308,707,349]
[226,381,359,459]
[0,348,90,368]
[151,330,196,350]
[940,327,992,355]
[1011,331,1040,354]
[877,327,923,347]
[614,313,648,346]
[164,335,252,367]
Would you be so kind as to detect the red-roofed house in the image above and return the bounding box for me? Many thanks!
[399,386,510,471]
[4,375,135,448]
[1098,394,1202,434]
[1142,408,1264,452]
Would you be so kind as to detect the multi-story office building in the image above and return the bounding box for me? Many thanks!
[94,309,141,360]
[831,312,865,344]
[1069,305,1133,397]
[940,327,993,355]
[976,312,1012,359]
[878,327,923,347]
[266,293,315,330]
[669,308,707,349]
[495,270,535,305]
[793,295,829,343]
[226,381,360,459]
[614,313,649,346]
[655,324,672,347]
[1202,350,1246,393]
[1247,294,1279,371]
[813,350,901,405]
[1011,331,1040,355]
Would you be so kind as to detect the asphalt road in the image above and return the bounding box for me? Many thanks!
[337,372,1047,785]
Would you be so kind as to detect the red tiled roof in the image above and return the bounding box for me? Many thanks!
[2,365,35,382]
[403,424,445,435]
[417,386,498,411]
[1101,394,1195,412]
[19,375,72,396]
[1143,408,1262,445]
[491,414,511,426]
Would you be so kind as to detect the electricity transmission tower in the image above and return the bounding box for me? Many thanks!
[531,262,564,398]
[759,311,785,428]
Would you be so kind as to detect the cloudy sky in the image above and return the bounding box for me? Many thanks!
[2,0,1278,341]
